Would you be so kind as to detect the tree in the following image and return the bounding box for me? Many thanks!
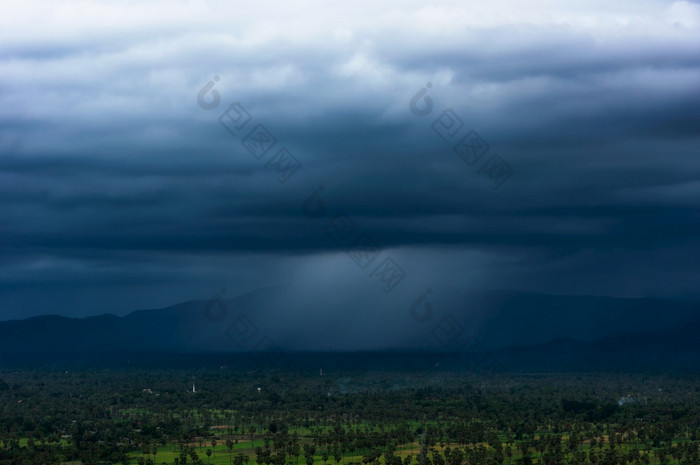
[227,439,235,465]
[334,446,342,465]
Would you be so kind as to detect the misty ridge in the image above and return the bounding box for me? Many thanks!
[1,286,699,371]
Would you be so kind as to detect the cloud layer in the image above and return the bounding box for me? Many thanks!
[1,0,700,319]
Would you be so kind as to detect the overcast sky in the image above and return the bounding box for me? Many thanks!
[1,0,699,320]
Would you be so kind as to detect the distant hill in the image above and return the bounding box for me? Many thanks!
[494,321,700,371]
[464,290,700,347]
[0,287,698,370]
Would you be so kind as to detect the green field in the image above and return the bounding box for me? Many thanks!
[0,369,698,465]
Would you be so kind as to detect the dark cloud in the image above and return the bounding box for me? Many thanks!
[1,0,700,320]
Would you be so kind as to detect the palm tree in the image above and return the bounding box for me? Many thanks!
[227,439,235,465]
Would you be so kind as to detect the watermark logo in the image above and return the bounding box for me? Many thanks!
[369,258,406,293]
[409,82,433,117]
[197,77,302,184]
[478,155,514,190]
[408,289,506,372]
[242,124,277,159]
[454,130,489,166]
[203,289,297,371]
[409,83,514,190]
[431,109,464,142]
[197,75,221,110]
[266,149,302,184]
[219,102,251,135]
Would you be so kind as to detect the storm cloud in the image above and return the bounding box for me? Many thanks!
[1,0,700,320]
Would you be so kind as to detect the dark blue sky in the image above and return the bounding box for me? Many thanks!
[1,0,700,320]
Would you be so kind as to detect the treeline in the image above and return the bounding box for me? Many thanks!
[0,368,698,464]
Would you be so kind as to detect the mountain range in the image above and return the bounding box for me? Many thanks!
[1,287,698,370]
